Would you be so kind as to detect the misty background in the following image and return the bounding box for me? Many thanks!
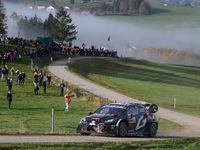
[4,2,200,56]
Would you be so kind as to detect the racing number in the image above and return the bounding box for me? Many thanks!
[135,115,147,131]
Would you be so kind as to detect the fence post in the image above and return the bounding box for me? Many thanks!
[66,81,68,89]
[71,84,73,92]
[76,88,78,97]
[99,95,101,105]
[83,90,85,98]
[107,98,108,104]
[91,92,93,101]
[51,108,54,133]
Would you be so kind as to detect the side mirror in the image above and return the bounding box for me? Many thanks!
[89,112,92,115]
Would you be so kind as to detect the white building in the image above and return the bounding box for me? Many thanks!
[47,6,55,12]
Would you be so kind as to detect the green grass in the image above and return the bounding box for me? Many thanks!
[0,44,180,134]
[68,58,200,117]
[0,138,199,149]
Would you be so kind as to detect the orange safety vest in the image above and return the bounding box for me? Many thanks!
[65,95,70,103]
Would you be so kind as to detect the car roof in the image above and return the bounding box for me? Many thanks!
[107,103,145,107]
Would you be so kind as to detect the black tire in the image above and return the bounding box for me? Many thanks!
[117,122,127,137]
[147,123,157,137]
[81,132,91,136]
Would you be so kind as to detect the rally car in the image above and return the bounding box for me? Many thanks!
[76,103,158,137]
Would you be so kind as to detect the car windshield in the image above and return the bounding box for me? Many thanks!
[94,106,126,115]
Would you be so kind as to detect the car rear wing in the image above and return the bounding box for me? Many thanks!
[137,103,158,113]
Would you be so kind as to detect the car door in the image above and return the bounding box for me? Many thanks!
[135,106,147,132]
[127,107,139,131]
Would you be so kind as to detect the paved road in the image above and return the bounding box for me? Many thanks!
[48,57,200,137]
[0,135,180,143]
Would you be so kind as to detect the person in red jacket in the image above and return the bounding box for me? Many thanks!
[64,92,70,111]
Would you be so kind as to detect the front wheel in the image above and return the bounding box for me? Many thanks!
[117,122,127,137]
[147,123,157,137]
[81,132,91,136]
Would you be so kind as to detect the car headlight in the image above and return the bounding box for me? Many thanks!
[79,118,86,124]
[104,119,115,123]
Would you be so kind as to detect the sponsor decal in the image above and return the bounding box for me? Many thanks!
[135,115,147,131]
[129,117,136,123]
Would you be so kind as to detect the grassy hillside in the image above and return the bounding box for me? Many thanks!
[68,58,200,117]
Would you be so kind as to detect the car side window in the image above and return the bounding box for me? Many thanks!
[128,107,139,115]
[138,106,146,113]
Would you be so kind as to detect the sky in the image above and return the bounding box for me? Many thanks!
[4,2,200,56]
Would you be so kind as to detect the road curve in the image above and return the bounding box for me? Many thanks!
[48,57,200,137]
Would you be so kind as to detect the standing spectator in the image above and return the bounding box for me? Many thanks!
[10,67,14,79]
[7,91,12,110]
[34,72,38,83]
[59,81,65,96]
[9,78,12,92]
[64,92,70,111]
[33,81,39,95]
[7,77,10,93]
[21,71,26,85]
[13,52,16,62]
[43,79,46,93]
[15,69,19,82]
[4,66,8,80]
[39,73,43,87]
[47,74,51,88]
[0,54,2,66]
[3,54,6,66]
[18,72,22,86]
[1,67,5,81]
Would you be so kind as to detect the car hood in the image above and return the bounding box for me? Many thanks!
[85,113,117,122]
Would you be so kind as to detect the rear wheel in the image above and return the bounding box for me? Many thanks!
[81,132,91,136]
[117,122,127,137]
[147,123,157,137]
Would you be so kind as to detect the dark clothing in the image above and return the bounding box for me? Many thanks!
[43,81,46,93]
[34,74,38,83]
[7,93,12,109]
[47,75,51,88]
[9,80,12,92]
[21,73,26,84]
[39,74,43,86]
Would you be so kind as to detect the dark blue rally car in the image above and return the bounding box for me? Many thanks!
[76,103,158,137]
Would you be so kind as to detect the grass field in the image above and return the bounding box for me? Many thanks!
[0,44,180,134]
[68,58,200,117]
[0,137,199,149]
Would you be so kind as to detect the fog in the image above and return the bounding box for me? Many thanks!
[4,2,200,56]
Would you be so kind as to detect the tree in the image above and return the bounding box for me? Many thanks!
[113,0,121,12]
[50,7,77,44]
[120,0,129,12]
[10,11,19,25]
[70,0,74,4]
[0,0,7,36]
[44,13,54,34]
[185,1,191,6]
[139,1,151,15]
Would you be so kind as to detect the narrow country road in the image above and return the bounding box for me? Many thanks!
[48,57,200,137]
